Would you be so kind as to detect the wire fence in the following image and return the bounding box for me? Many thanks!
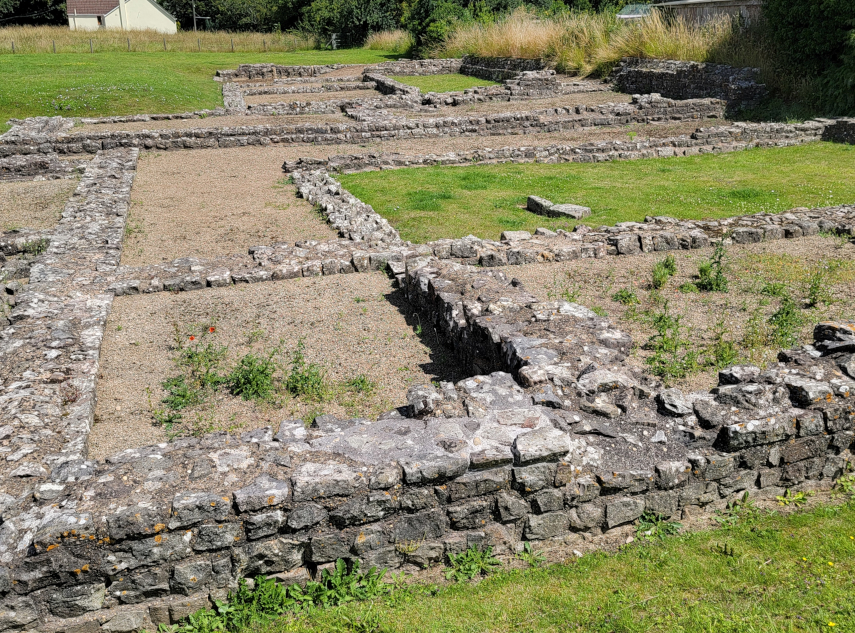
[0,25,320,54]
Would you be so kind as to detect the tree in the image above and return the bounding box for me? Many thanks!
[0,0,66,25]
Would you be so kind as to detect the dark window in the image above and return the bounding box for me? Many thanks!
[97,15,103,25]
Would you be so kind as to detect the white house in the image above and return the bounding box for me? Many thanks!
[67,0,177,34]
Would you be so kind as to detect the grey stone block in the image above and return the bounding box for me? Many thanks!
[606,497,645,528]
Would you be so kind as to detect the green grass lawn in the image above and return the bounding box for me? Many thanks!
[0,50,398,131]
[338,142,855,243]
[390,73,500,93]
[230,500,855,633]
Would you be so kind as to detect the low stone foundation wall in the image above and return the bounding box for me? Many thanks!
[0,153,87,181]
[0,95,725,157]
[362,73,422,97]
[216,63,353,81]
[3,138,855,633]
[283,120,826,174]
[461,55,546,81]
[365,58,463,76]
[823,118,855,144]
[611,57,767,112]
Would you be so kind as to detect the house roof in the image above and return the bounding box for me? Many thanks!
[66,0,119,15]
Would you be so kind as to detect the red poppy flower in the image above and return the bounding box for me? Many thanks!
[189,336,195,341]
[209,327,216,333]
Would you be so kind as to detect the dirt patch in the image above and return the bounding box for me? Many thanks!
[0,178,78,231]
[121,146,337,266]
[90,273,457,459]
[501,235,855,392]
[244,89,379,105]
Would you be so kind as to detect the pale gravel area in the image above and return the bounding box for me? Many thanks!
[0,178,78,231]
[501,235,855,393]
[91,273,456,458]
[121,146,337,266]
[244,89,379,105]
[73,112,351,134]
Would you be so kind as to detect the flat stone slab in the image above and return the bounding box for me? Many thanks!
[526,195,591,219]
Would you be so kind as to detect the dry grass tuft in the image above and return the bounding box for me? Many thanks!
[0,25,318,54]
[363,30,413,54]
[435,9,765,77]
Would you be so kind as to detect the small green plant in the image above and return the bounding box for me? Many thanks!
[228,352,277,401]
[285,339,328,400]
[833,472,855,501]
[768,296,804,348]
[445,546,502,582]
[21,237,49,256]
[678,282,699,293]
[713,491,760,529]
[760,281,789,298]
[547,272,581,303]
[644,302,700,381]
[611,287,639,305]
[804,261,838,308]
[346,374,376,394]
[627,130,638,141]
[776,489,814,507]
[696,241,728,292]
[517,542,546,568]
[651,254,677,289]
[636,512,682,541]
[706,318,740,370]
[590,305,608,317]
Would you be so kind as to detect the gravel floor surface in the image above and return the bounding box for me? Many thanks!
[0,178,78,231]
[502,235,855,392]
[91,273,457,457]
[244,89,380,105]
[121,146,337,266]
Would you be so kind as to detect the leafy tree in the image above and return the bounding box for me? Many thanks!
[763,0,855,76]
[0,0,66,25]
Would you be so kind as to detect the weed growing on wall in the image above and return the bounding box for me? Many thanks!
[651,254,677,290]
[445,546,503,582]
[696,241,729,292]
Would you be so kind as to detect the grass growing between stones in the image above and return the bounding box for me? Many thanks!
[389,74,501,93]
[338,143,855,243]
[0,49,399,132]
[161,500,855,633]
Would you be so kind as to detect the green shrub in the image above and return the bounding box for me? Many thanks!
[228,352,276,401]
[285,339,328,400]
[760,281,789,298]
[804,261,839,308]
[651,254,677,289]
[706,319,740,370]
[768,296,803,348]
[345,374,376,394]
[445,546,502,582]
[696,242,728,292]
[612,287,639,305]
[644,302,701,381]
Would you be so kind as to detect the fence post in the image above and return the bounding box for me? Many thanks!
[127,37,130,51]
[198,38,200,51]
[163,37,166,51]
[90,39,93,53]
[263,39,266,52]
[53,40,56,53]
[231,38,234,52]
[11,41,14,53]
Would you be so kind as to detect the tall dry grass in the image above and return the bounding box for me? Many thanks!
[0,25,318,54]
[435,9,766,77]
[364,30,413,54]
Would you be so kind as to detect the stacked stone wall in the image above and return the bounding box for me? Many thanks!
[2,145,855,633]
[611,57,767,112]
[0,95,726,157]
[460,55,546,81]
[365,59,463,76]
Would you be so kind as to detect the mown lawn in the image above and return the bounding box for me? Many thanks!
[390,73,500,93]
[0,50,398,131]
[338,142,855,243]
[265,502,855,633]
